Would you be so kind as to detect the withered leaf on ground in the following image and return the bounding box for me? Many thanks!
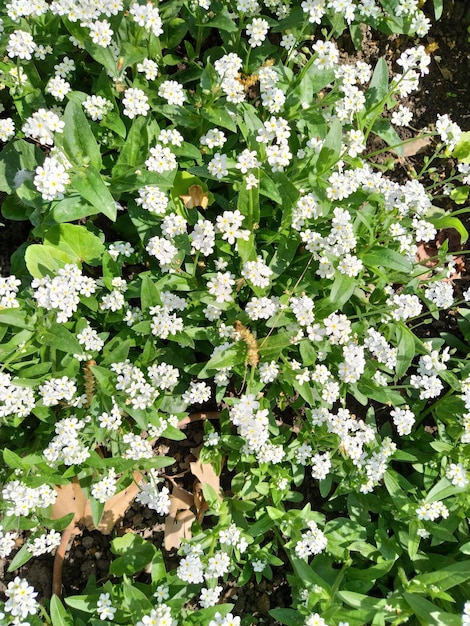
[164,484,196,550]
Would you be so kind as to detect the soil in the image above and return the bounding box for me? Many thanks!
[1,3,470,623]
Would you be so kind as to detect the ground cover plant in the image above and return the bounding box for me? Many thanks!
[1,0,470,624]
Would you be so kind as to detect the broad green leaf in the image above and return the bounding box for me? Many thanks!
[39,323,82,355]
[7,544,33,572]
[425,477,464,503]
[58,99,102,170]
[114,116,149,174]
[452,131,470,163]
[428,214,468,243]
[1,193,34,221]
[202,106,237,132]
[372,118,404,156]
[51,195,101,222]
[198,344,245,378]
[433,0,443,19]
[70,166,117,221]
[50,595,74,626]
[0,140,43,193]
[110,534,157,577]
[411,561,470,591]
[395,323,416,379]
[365,57,388,111]
[198,7,237,32]
[317,118,342,172]
[0,309,34,329]
[403,593,461,626]
[25,244,73,278]
[361,247,412,273]
[43,224,105,265]
[268,609,304,626]
[184,605,235,626]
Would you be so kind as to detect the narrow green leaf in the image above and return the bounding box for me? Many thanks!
[403,593,461,626]
[7,544,33,572]
[71,166,117,221]
[317,118,342,171]
[433,0,443,20]
[39,323,82,355]
[361,247,412,273]
[0,140,43,193]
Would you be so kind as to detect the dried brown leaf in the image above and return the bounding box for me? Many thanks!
[189,460,222,500]
[180,185,209,209]
[402,136,432,158]
[164,509,196,550]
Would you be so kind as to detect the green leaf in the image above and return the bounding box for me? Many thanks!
[395,323,416,379]
[372,118,404,156]
[268,609,304,626]
[452,131,470,163]
[1,193,34,221]
[425,477,463,503]
[7,544,33,572]
[328,273,357,309]
[110,533,157,576]
[428,213,468,243]
[39,323,82,355]
[0,140,43,193]
[411,561,470,591]
[43,224,105,265]
[0,309,34,329]
[198,7,237,31]
[58,99,102,170]
[114,116,149,174]
[198,344,245,378]
[361,247,412,274]
[403,593,461,626]
[317,118,342,172]
[71,166,117,221]
[365,57,388,111]
[25,244,74,278]
[50,595,74,626]
[202,106,237,132]
[433,0,443,19]
[51,195,101,222]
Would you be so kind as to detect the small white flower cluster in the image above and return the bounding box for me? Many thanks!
[77,322,104,357]
[33,152,71,201]
[0,524,18,558]
[242,256,273,288]
[38,375,77,407]
[112,360,159,410]
[218,523,249,553]
[410,344,449,400]
[98,400,123,430]
[122,87,150,119]
[137,57,159,80]
[136,604,176,626]
[463,601,470,626]
[129,1,163,36]
[158,79,185,106]
[89,19,114,47]
[32,263,97,323]
[446,463,468,488]
[416,499,449,521]
[259,65,286,114]
[436,113,462,151]
[91,468,117,503]
[150,304,184,339]
[135,469,171,515]
[201,128,227,150]
[46,74,71,101]
[230,394,284,464]
[425,280,454,309]
[28,529,61,556]
[2,480,56,517]
[214,52,245,104]
[209,612,240,626]
[305,614,329,626]
[256,115,292,171]
[0,371,36,420]
[364,328,397,370]
[159,128,183,146]
[83,95,113,121]
[0,117,15,141]
[3,577,39,622]
[145,143,178,173]
[390,406,415,436]
[7,29,36,59]
[182,380,211,405]
[123,433,153,460]
[246,17,269,47]
[295,519,327,559]
[146,235,178,269]
[246,296,279,321]
[43,414,90,465]
[386,293,422,321]
[108,241,135,260]
[96,592,116,621]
